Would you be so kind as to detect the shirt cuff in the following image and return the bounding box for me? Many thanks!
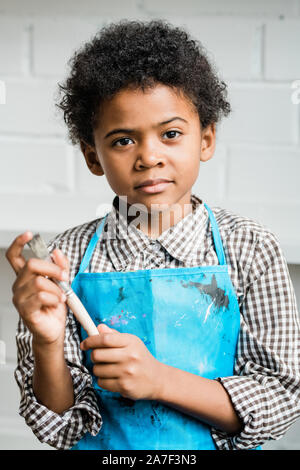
[210,376,267,450]
[17,367,103,450]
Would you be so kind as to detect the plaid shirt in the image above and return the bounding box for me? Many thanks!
[14,194,300,450]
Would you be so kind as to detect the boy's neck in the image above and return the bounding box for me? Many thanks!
[113,195,194,238]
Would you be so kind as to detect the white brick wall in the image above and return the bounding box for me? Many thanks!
[265,20,300,80]
[0,138,74,193]
[0,0,300,450]
[0,79,65,135]
[0,18,24,75]
[227,145,300,203]
[32,19,105,76]
[170,17,264,80]
[218,84,298,144]
[143,0,299,17]
[0,0,141,16]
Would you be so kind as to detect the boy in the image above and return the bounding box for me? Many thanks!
[6,20,300,450]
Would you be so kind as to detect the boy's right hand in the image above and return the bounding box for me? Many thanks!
[6,232,70,346]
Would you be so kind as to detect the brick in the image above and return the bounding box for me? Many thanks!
[0,193,110,235]
[169,17,262,80]
[227,146,300,203]
[257,203,300,247]
[0,138,74,193]
[32,19,104,76]
[0,0,139,16]
[0,18,24,75]
[265,19,300,80]
[223,199,300,263]
[217,84,298,144]
[0,79,65,135]
[143,0,297,16]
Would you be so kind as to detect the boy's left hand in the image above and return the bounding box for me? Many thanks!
[80,323,164,401]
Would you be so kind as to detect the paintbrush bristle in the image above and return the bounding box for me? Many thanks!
[27,234,51,260]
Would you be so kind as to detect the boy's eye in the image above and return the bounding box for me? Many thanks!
[163,130,181,139]
[112,137,133,147]
[112,130,181,147]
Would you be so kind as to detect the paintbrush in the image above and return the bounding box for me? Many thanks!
[27,234,99,337]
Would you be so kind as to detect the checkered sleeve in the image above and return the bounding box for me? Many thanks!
[211,229,300,450]
[14,233,103,449]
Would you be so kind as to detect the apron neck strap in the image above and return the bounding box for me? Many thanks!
[78,203,226,273]
[78,215,108,273]
[204,203,226,266]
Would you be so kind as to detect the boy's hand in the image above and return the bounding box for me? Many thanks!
[6,232,70,346]
[81,323,163,401]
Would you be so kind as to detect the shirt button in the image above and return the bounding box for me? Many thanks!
[150,241,160,252]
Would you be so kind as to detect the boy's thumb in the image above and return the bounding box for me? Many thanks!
[97,323,117,333]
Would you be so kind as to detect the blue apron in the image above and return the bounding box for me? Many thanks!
[70,203,259,450]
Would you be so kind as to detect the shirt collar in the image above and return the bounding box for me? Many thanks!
[103,193,209,271]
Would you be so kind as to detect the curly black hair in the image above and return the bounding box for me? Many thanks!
[56,19,231,147]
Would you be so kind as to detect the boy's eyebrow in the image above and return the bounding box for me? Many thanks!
[104,116,188,139]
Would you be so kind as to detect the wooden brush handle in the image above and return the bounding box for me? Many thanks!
[66,292,99,336]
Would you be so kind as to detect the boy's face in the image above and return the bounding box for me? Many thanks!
[81,83,215,216]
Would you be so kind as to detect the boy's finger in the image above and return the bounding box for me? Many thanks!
[15,275,66,305]
[97,323,118,334]
[21,291,62,314]
[51,249,70,274]
[12,258,68,293]
[90,347,123,364]
[80,330,126,351]
[5,232,33,275]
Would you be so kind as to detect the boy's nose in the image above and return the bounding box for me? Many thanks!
[135,147,165,169]
[135,156,164,169]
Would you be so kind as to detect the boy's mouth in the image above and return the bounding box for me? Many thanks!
[134,178,173,194]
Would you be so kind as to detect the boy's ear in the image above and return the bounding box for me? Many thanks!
[80,140,104,176]
[200,123,216,162]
